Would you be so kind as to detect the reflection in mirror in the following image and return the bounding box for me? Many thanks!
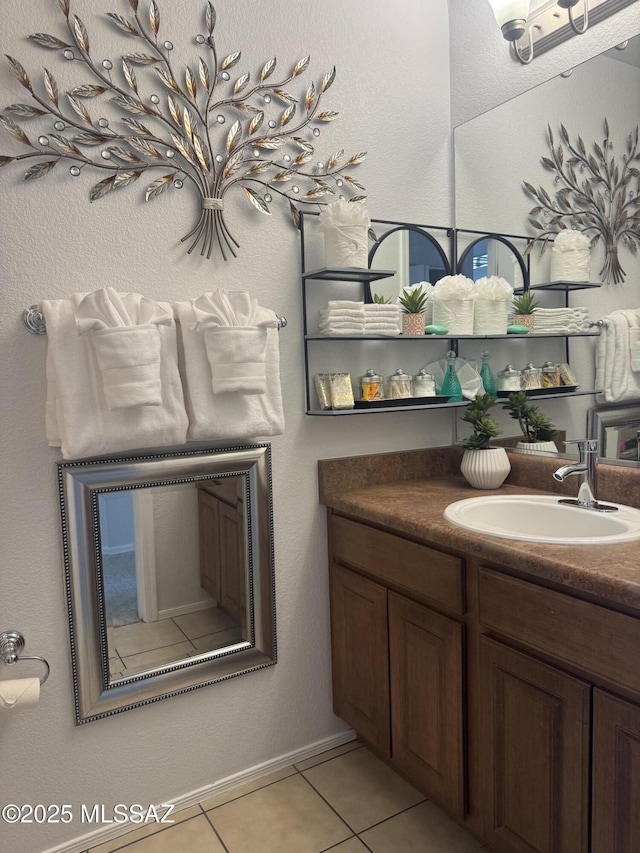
[99,477,247,681]
[58,444,275,723]
[456,234,528,290]
[454,34,640,461]
[368,225,451,303]
[589,404,640,465]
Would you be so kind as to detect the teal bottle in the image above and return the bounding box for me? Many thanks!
[440,350,463,402]
[479,350,496,396]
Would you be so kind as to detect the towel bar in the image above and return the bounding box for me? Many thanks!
[0,630,50,685]
[22,305,287,334]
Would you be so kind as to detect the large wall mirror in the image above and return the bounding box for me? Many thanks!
[58,444,276,724]
[454,33,640,464]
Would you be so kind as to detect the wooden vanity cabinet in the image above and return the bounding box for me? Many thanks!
[328,511,465,817]
[198,479,246,624]
[327,508,640,852]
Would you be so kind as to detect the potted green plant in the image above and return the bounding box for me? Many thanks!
[399,284,429,335]
[460,394,511,489]
[511,291,539,331]
[372,293,392,304]
[501,391,558,453]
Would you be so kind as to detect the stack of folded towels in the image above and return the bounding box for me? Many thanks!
[319,300,365,336]
[531,306,591,334]
[363,303,401,336]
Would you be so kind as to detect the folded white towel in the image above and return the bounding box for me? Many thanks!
[189,290,277,396]
[364,327,400,336]
[319,327,364,336]
[174,300,284,440]
[327,300,364,310]
[42,293,188,459]
[363,304,400,314]
[320,308,365,321]
[75,287,174,411]
[319,317,365,329]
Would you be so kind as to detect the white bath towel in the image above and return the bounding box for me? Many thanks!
[189,290,277,396]
[595,311,640,403]
[42,294,188,459]
[619,310,640,372]
[75,288,174,410]
[174,300,284,441]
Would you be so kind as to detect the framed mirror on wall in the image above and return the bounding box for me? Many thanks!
[456,233,529,290]
[58,443,276,724]
[589,404,640,464]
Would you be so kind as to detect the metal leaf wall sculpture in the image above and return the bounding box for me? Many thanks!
[523,120,640,284]
[0,0,367,259]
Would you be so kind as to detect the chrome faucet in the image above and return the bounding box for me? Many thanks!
[552,439,617,512]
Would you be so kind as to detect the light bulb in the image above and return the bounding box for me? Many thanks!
[486,0,530,41]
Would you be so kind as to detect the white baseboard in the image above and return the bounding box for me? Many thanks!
[42,728,356,853]
[157,599,216,620]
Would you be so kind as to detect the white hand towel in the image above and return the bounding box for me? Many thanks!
[174,301,284,440]
[320,308,365,320]
[319,326,364,336]
[42,294,188,459]
[189,290,277,396]
[327,300,364,310]
[75,288,173,411]
[596,312,640,403]
[619,310,640,372]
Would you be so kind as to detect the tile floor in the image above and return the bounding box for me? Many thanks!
[108,606,244,679]
[85,741,490,853]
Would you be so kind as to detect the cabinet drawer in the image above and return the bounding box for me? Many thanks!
[478,566,640,695]
[330,514,464,615]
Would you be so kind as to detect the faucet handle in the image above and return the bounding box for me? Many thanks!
[564,438,599,453]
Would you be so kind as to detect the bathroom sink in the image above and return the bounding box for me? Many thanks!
[443,494,640,545]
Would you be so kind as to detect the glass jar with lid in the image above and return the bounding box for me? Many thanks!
[540,361,561,388]
[386,368,412,399]
[359,369,384,401]
[497,364,521,393]
[521,363,543,391]
[412,368,436,398]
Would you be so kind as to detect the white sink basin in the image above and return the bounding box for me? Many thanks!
[444,494,640,545]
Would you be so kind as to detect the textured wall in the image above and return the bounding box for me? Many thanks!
[0,1,451,851]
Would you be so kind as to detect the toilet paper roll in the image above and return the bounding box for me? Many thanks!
[0,677,40,710]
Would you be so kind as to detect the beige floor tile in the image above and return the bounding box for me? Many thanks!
[200,765,297,811]
[108,619,186,657]
[191,627,245,653]
[294,739,362,772]
[209,773,351,853]
[88,805,201,853]
[325,838,369,852]
[361,801,484,853]
[121,641,195,674]
[302,747,424,833]
[109,815,224,853]
[109,658,123,679]
[173,607,239,639]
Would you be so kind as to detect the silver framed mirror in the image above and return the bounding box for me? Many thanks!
[58,443,276,724]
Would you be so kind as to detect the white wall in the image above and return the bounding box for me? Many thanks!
[0,1,451,851]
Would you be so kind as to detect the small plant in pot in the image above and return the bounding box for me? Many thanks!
[399,284,429,335]
[511,291,539,332]
[501,391,558,453]
[460,393,511,489]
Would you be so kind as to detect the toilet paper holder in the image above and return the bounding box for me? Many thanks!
[0,630,50,685]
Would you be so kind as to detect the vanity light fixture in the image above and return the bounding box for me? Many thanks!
[488,0,637,65]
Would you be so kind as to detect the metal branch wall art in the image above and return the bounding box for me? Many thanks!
[523,120,640,284]
[0,0,367,259]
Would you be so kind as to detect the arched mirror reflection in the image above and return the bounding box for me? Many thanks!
[457,234,528,290]
[58,443,276,723]
[367,225,451,303]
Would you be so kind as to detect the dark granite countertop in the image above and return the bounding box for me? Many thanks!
[318,447,640,616]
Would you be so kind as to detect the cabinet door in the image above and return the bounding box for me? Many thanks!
[198,489,221,601]
[389,591,464,817]
[479,637,590,853]
[329,563,390,756]
[219,500,246,626]
[592,689,640,852]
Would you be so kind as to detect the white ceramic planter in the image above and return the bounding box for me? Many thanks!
[460,446,511,490]
[515,440,558,455]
